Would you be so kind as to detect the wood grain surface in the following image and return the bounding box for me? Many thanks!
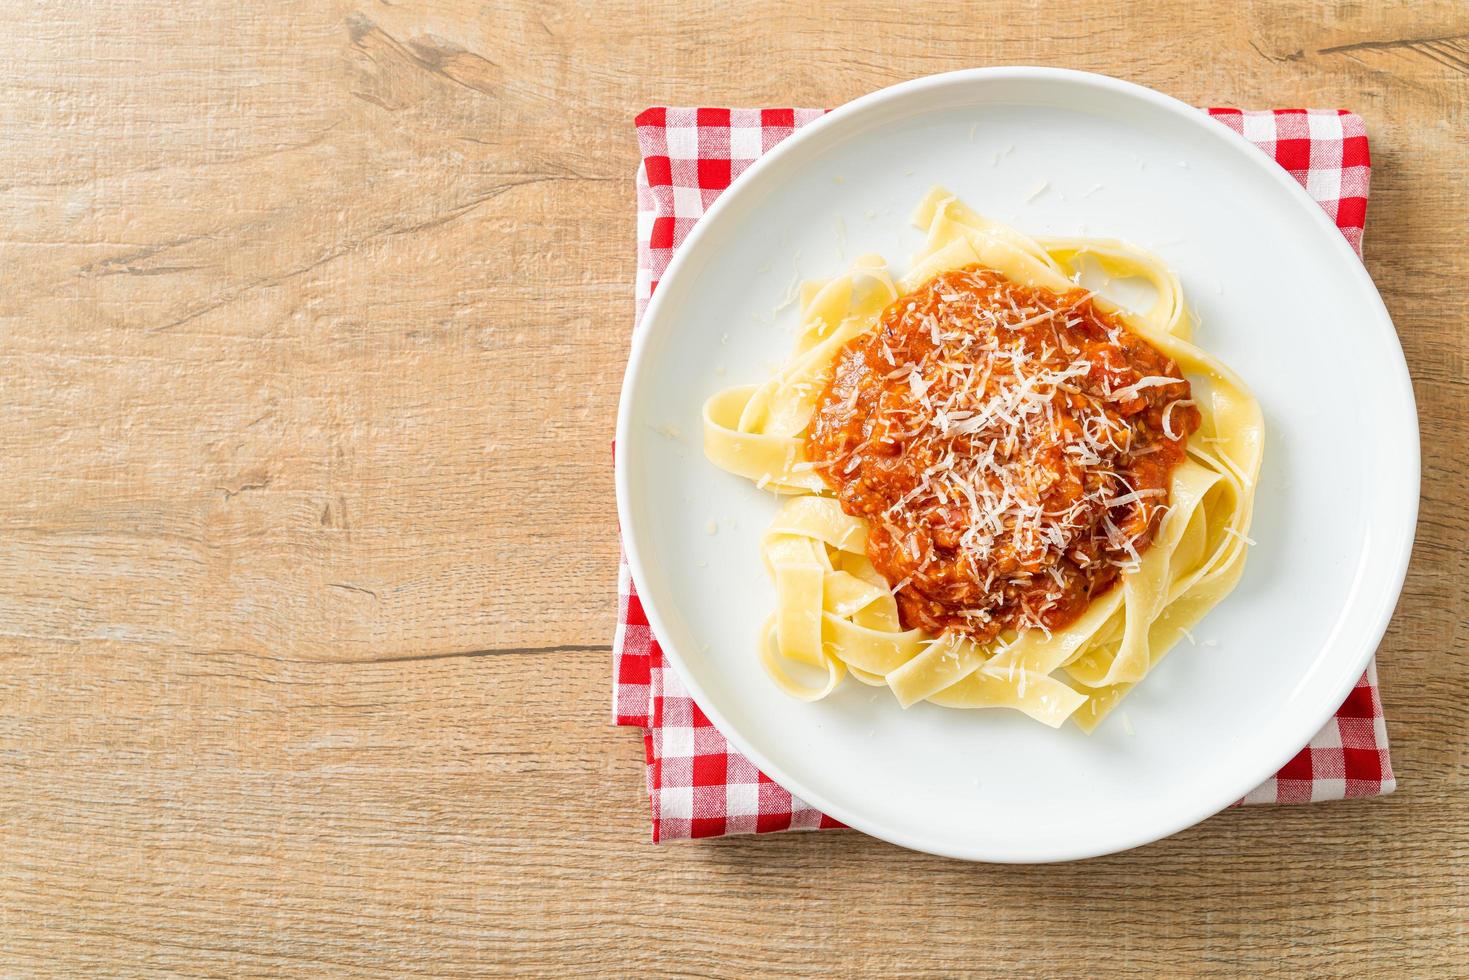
[1,0,1466,976]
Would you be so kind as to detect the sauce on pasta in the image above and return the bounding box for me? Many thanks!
[805,264,1200,642]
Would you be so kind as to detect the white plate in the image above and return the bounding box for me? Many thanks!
[615,68,1418,862]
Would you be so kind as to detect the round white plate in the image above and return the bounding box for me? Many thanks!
[615,68,1418,862]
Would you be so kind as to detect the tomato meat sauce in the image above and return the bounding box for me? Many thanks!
[805,265,1200,642]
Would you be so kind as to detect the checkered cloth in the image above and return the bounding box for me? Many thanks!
[616,106,1393,841]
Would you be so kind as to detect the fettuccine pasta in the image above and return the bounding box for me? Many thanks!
[704,189,1262,730]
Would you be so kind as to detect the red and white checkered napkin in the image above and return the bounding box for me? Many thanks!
[615,106,1394,842]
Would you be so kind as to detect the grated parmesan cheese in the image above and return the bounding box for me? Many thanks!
[806,266,1201,640]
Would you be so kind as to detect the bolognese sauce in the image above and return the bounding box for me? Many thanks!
[805,265,1200,642]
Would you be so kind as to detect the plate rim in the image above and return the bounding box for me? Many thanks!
[614,66,1420,862]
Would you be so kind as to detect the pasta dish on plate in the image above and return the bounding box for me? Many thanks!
[703,189,1262,730]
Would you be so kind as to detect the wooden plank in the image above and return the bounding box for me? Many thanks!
[1,641,1464,975]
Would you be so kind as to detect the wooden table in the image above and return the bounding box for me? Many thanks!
[3,1,1465,975]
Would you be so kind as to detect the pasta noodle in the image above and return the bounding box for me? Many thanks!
[704,189,1263,730]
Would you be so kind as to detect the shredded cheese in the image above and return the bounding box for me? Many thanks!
[809,266,1198,637]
